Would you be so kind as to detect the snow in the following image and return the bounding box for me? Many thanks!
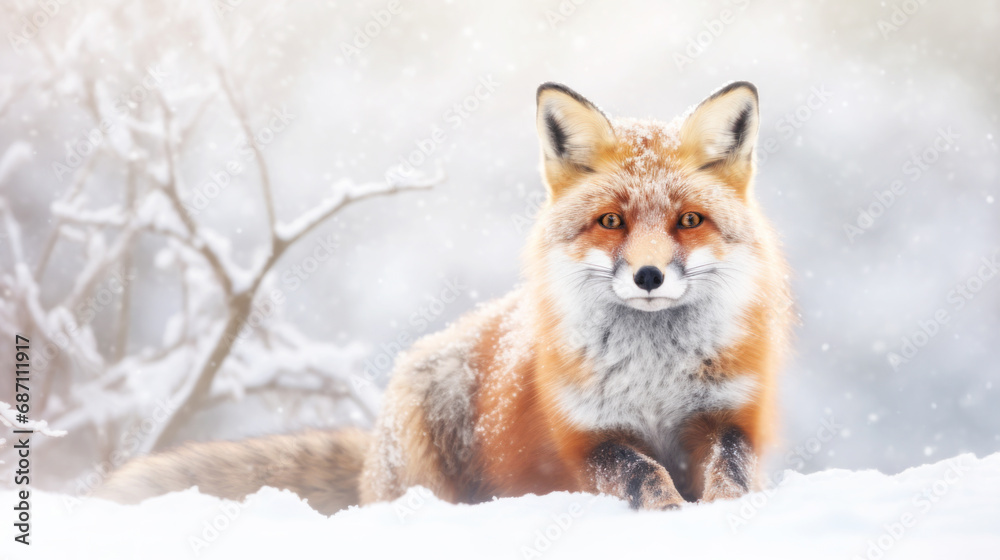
[6,453,998,559]
[0,141,31,185]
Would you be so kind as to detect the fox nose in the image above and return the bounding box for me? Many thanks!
[633,266,664,292]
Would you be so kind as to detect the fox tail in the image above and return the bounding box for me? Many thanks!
[96,428,370,515]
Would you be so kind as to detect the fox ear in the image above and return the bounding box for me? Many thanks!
[536,83,615,198]
[680,81,760,194]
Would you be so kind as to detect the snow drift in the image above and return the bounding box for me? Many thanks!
[5,452,998,559]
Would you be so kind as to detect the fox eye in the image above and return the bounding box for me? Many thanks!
[598,213,624,229]
[679,212,703,228]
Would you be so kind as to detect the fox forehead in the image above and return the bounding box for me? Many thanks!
[610,116,684,171]
[541,120,753,247]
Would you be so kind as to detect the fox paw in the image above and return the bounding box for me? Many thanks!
[628,478,686,510]
[700,481,750,503]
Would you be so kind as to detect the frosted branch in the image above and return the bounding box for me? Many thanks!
[275,162,445,247]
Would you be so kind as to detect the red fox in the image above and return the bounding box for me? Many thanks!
[99,81,792,514]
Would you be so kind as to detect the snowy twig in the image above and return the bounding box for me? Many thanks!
[61,224,140,313]
[0,200,25,265]
[113,165,139,363]
[0,141,32,186]
[155,91,235,296]
[0,78,34,122]
[274,163,445,248]
[35,156,98,280]
[0,401,67,438]
[216,64,278,250]
[178,93,218,147]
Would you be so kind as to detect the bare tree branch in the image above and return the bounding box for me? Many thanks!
[113,164,139,363]
[1,1,442,473]
[62,224,140,313]
[155,91,235,297]
[149,169,442,452]
[274,165,445,249]
[216,64,278,252]
[35,155,99,280]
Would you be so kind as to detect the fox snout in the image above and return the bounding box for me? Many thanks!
[616,228,687,306]
[633,265,664,291]
[612,259,688,312]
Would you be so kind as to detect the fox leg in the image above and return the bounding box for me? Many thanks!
[683,416,758,502]
[585,440,685,510]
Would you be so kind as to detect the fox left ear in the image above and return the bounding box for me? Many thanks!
[680,81,760,195]
[536,83,616,199]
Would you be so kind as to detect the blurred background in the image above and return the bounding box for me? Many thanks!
[0,0,997,495]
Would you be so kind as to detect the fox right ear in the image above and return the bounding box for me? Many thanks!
[536,83,615,198]
[679,81,760,195]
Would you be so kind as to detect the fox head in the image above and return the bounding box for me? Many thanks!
[527,81,775,351]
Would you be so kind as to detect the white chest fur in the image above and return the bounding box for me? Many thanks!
[543,245,760,461]
[557,303,758,457]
